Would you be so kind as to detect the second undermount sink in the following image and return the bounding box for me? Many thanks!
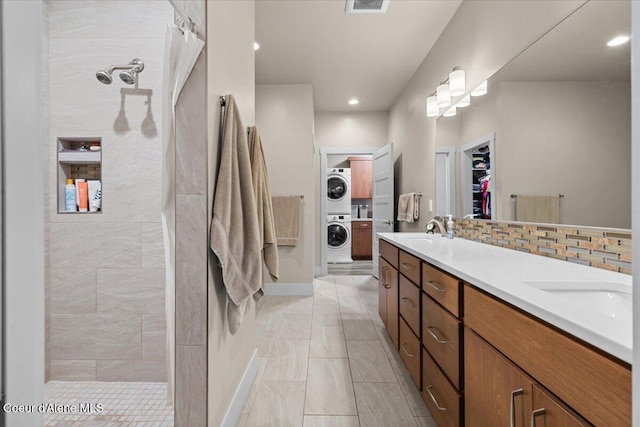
[522,280,632,323]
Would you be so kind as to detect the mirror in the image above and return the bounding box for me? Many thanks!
[435,0,631,229]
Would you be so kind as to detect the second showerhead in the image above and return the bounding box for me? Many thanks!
[96,58,145,85]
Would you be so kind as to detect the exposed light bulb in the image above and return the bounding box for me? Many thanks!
[457,94,471,108]
[443,106,456,117]
[348,98,359,105]
[607,35,630,47]
[436,84,451,107]
[471,80,488,97]
[449,68,466,96]
[426,96,439,117]
[254,41,260,51]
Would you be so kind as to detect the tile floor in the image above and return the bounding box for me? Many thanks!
[328,261,373,276]
[43,381,173,426]
[241,275,437,427]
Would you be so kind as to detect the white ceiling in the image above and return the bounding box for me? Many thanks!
[495,0,630,83]
[255,0,462,112]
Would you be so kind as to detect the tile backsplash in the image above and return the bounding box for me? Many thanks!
[455,219,632,275]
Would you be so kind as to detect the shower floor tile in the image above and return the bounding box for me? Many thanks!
[44,381,173,426]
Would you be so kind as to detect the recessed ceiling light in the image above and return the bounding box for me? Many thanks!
[348,98,359,105]
[254,42,260,51]
[607,35,629,47]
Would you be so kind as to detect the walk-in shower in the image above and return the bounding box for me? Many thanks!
[96,58,145,85]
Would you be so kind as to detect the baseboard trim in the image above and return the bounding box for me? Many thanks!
[264,282,314,296]
[221,349,259,427]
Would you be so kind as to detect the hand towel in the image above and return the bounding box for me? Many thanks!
[210,94,262,334]
[397,193,415,223]
[272,196,302,246]
[515,195,560,224]
[248,126,279,282]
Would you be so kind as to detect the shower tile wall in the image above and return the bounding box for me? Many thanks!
[45,0,173,382]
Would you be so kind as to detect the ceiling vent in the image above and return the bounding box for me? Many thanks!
[345,0,390,14]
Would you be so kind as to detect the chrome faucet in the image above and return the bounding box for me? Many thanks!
[426,216,446,236]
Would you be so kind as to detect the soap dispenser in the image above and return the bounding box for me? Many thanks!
[446,214,454,239]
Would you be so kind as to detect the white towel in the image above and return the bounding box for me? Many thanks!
[515,195,560,224]
[210,95,262,334]
[397,193,415,223]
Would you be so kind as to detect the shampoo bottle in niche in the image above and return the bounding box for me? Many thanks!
[446,214,454,239]
[76,179,88,212]
[65,179,77,212]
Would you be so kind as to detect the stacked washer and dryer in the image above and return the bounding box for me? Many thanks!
[326,168,353,264]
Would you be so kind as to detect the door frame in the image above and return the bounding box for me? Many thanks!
[435,146,456,217]
[460,132,496,219]
[319,147,377,277]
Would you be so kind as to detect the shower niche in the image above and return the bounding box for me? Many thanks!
[57,137,102,214]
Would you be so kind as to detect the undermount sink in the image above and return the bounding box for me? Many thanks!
[523,280,632,323]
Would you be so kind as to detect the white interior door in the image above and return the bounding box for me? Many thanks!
[372,143,394,278]
[435,147,455,217]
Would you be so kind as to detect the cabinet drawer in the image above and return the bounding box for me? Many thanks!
[422,348,461,427]
[379,239,398,268]
[422,262,461,317]
[399,250,421,284]
[422,293,462,390]
[353,221,372,229]
[399,317,421,389]
[399,275,420,336]
[465,285,630,427]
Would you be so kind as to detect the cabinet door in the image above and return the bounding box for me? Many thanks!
[465,328,533,427]
[350,159,372,198]
[532,385,591,427]
[378,257,389,326]
[378,257,398,348]
[352,222,372,259]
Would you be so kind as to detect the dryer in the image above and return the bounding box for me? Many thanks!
[327,214,353,264]
[327,168,351,214]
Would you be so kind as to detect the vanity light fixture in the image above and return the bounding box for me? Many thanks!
[254,41,260,51]
[348,98,359,105]
[449,68,466,96]
[607,35,629,47]
[471,80,488,97]
[426,96,439,117]
[443,106,457,117]
[436,84,451,107]
[457,94,471,108]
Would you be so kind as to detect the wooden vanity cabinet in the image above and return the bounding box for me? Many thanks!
[352,220,372,260]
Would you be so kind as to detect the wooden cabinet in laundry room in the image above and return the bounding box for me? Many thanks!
[348,156,372,199]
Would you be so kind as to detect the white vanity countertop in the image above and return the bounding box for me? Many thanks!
[378,232,633,364]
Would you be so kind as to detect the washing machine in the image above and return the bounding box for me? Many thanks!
[327,214,353,264]
[327,168,351,214]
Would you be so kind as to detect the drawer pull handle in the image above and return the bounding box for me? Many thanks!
[381,266,390,289]
[510,388,524,427]
[400,297,415,308]
[531,408,545,427]
[426,386,447,411]
[400,262,415,271]
[400,343,414,358]
[426,326,448,344]
[426,280,446,293]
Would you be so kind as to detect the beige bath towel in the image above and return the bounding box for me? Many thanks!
[248,126,279,282]
[210,95,262,334]
[397,193,416,223]
[515,195,560,223]
[272,196,302,246]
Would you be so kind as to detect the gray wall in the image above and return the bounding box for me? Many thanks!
[387,0,585,232]
[256,84,315,285]
[207,1,258,425]
[45,0,172,382]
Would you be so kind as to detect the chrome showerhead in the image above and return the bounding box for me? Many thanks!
[96,58,144,85]
[119,70,136,85]
[96,70,113,85]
